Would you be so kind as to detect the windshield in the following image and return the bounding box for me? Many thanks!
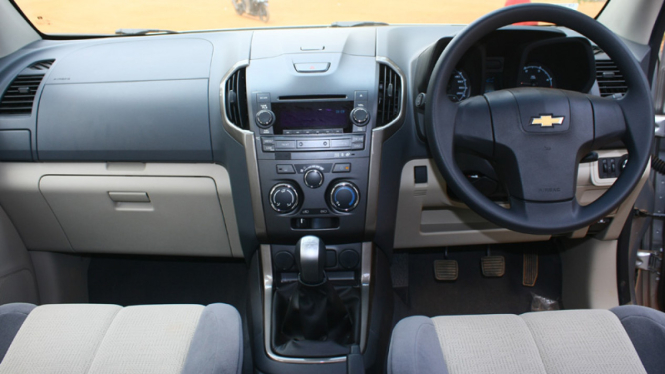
[14,0,607,35]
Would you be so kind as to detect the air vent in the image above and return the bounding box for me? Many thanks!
[0,59,54,115]
[595,59,627,98]
[225,67,249,130]
[377,63,402,126]
[29,59,55,71]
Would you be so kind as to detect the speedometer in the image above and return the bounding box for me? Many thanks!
[517,64,555,88]
[447,70,471,102]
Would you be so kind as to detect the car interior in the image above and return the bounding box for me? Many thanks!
[0,0,664,373]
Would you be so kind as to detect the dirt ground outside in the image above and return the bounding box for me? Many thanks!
[15,0,606,35]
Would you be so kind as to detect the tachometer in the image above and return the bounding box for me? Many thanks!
[447,70,471,102]
[517,64,555,88]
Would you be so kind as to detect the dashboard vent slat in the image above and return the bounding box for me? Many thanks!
[595,59,627,98]
[0,59,55,115]
[225,68,249,130]
[377,63,402,126]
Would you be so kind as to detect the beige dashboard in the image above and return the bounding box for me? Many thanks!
[393,150,648,249]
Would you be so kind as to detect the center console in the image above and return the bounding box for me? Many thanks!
[222,28,404,373]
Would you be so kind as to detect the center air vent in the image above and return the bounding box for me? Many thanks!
[0,59,55,115]
[595,59,627,98]
[225,67,249,130]
[377,63,402,127]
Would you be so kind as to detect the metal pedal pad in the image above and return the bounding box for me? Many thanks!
[481,256,505,277]
[523,253,539,287]
[434,259,458,281]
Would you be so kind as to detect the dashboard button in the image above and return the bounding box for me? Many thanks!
[257,93,271,103]
[297,140,330,148]
[355,91,368,101]
[350,107,370,126]
[331,139,352,148]
[262,144,275,152]
[256,110,275,127]
[276,164,295,174]
[275,140,296,150]
[304,169,324,188]
[332,163,351,173]
[294,62,330,73]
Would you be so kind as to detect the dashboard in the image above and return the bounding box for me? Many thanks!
[0,24,647,259]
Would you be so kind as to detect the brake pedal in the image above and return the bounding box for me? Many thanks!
[523,252,539,287]
[481,247,505,277]
[434,249,458,281]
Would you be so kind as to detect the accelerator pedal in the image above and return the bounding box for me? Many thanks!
[523,252,539,287]
[481,247,505,277]
[434,249,458,281]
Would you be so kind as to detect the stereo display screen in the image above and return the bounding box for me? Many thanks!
[271,101,354,134]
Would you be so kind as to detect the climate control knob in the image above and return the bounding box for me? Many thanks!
[350,107,370,126]
[269,183,299,213]
[304,169,324,189]
[329,182,360,212]
[256,110,275,128]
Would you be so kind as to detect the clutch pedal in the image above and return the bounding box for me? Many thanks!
[434,249,458,281]
[523,252,539,287]
[481,247,505,277]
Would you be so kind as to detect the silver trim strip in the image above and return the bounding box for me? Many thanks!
[261,244,347,364]
[219,61,267,240]
[359,241,373,351]
[365,57,407,236]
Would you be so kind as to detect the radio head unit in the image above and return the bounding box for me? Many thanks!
[271,101,354,135]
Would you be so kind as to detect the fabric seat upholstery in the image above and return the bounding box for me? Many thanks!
[0,303,242,374]
[388,306,664,374]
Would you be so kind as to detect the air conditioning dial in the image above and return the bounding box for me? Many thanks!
[269,183,299,213]
[329,181,360,212]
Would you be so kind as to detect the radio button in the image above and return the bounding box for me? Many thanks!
[256,110,275,128]
[257,93,271,103]
[351,135,365,143]
[331,139,352,148]
[351,107,370,126]
[262,144,275,152]
[355,91,368,101]
[297,140,330,148]
[275,140,296,150]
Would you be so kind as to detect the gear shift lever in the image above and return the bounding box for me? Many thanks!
[295,235,326,285]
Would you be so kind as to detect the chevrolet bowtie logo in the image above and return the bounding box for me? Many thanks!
[531,115,564,127]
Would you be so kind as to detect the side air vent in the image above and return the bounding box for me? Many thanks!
[225,67,249,130]
[377,63,402,127]
[595,59,627,98]
[0,59,55,115]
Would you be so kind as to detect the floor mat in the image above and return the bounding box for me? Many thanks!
[88,255,248,310]
[393,241,562,323]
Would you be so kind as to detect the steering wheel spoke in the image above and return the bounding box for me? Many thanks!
[453,96,494,158]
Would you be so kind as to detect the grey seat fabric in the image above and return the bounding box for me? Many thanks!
[0,303,34,363]
[0,302,242,374]
[612,305,665,374]
[388,309,652,374]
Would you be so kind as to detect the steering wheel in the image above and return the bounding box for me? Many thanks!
[425,4,654,235]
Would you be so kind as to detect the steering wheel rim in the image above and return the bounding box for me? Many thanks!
[425,3,654,235]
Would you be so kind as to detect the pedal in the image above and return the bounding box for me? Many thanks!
[523,253,539,287]
[481,256,505,277]
[434,260,458,281]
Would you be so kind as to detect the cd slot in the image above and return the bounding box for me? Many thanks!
[278,94,347,100]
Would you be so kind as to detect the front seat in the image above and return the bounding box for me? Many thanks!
[388,306,665,374]
[0,302,243,374]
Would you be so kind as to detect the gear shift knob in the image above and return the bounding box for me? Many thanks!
[295,235,326,285]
